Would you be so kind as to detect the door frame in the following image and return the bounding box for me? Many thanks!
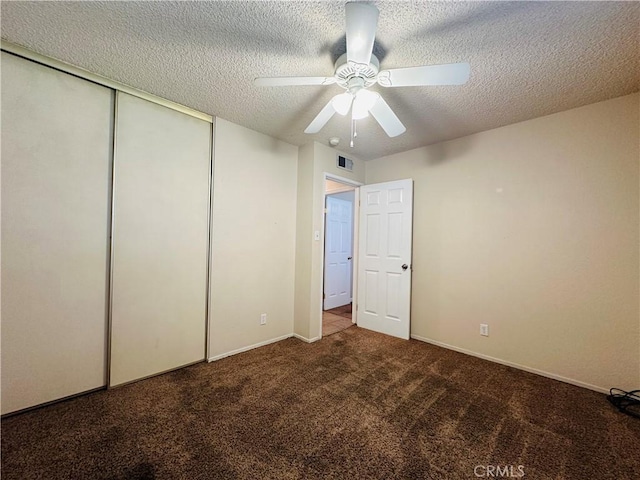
[319,173,363,338]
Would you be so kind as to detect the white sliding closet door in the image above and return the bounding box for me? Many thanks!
[110,92,211,387]
[1,53,113,414]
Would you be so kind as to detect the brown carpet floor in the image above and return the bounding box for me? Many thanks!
[2,327,639,479]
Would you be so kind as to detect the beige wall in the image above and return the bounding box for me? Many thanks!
[294,142,365,341]
[293,143,315,339]
[209,118,298,359]
[326,179,354,194]
[366,93,640,392]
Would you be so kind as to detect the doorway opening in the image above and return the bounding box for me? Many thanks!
[322,174,360,337]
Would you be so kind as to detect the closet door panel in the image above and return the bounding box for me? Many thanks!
[1,53,113,414]
[110,92,210,387]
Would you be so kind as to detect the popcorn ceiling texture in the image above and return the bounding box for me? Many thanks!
[1,1,638,160]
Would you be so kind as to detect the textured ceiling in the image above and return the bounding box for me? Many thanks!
[1,1,638,160]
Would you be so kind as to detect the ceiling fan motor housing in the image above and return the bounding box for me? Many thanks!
[334,53,380,89]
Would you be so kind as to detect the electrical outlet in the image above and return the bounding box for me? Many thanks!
[260,313,267,325]
[480,324,489,336]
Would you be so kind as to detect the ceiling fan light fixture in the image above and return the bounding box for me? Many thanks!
[332,92,353,116]
[352,90,379,119]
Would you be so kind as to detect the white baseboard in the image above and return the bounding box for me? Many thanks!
[292,333,321,343]
[410,334,609,394]
[208,334,293,362]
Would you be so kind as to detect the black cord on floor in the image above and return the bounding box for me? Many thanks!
[607,388,640,419]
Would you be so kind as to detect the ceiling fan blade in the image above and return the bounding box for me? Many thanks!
[369,95,406,137]
[304,99,338,134]
[254,76,336,87]
[345,2,379,68]
[377,63,471,87]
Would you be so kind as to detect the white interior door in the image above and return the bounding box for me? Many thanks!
[357,179,413,339]
[324,194,353,310]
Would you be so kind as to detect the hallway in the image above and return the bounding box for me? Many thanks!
[322,303,353,337]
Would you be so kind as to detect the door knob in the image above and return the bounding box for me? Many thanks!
[348,257,352,260]
[402,264,409,271]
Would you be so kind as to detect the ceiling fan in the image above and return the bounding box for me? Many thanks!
[254,2,470,145]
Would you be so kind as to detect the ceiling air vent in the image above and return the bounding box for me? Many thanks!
[337,155,353,172]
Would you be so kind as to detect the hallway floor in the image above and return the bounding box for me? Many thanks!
[322,303,353,337]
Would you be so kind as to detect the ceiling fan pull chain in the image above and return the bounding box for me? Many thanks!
[350,119,355,147]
